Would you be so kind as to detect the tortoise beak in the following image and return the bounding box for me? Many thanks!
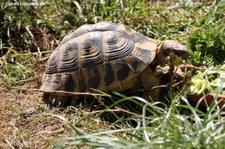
[174,48,189,61]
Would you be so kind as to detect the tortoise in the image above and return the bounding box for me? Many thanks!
[41,21,188,106]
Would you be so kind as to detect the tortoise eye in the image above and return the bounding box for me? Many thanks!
[175,50,189,60]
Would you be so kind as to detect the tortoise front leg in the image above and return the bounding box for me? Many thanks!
[43,93,72,107]
[140,67,161,101]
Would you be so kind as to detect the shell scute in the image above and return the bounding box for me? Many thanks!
[87,68,102,89]
[63,73,76,92]
[77,70,87,92]
[50,74,62,91]
[104,63,115,86]
[45,48,59,74]
[60,24,91,45]
[90,21,118,31]
[79,32,104,68]
[103,31,135,61]
[131,33,149,43]
[116,59,131,81]
[58,42,78,73]
[131,41,157,65]
[124,56,143,73]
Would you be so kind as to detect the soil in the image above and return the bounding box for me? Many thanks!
[0,89,71,148]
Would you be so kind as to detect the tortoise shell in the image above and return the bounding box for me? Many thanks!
[41,21,162,95]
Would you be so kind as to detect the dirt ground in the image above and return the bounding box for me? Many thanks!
[0,89,72,148]
[0,84,114,148]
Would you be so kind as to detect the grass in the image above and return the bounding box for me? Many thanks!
[1,0,225,148]
[53,95,225,148]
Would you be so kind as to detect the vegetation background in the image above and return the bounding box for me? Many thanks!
[0,0,225,148]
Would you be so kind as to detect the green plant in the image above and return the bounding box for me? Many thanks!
[188,28,225,66]
[187,64,225,95]
[0,48,36,87]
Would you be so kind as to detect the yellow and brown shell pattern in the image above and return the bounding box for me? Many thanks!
[41,21,160,95]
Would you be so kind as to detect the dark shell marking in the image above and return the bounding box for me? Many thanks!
[104,63,115,86]
[41,21,158,94]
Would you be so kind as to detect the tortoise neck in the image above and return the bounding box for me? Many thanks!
[151,41,168,67]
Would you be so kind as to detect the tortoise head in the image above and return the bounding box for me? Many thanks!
[162,40,188,60]
[156,40,189,66]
